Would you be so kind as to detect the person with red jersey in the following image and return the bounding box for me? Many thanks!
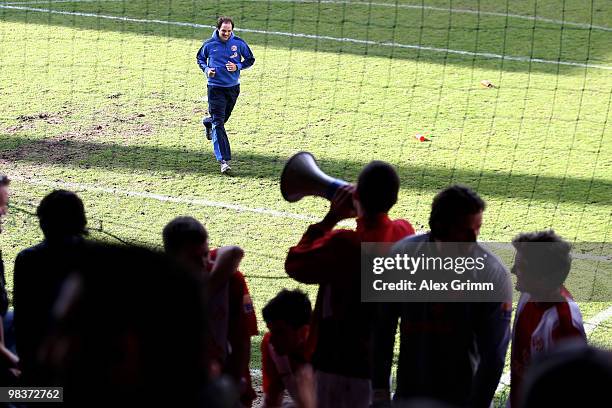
[285,161,415,408]
[261,289,314,408]
[214,248,259,407]
[510,230,586,407]
[162,216,258,407]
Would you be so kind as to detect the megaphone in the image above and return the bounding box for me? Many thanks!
[280,152,348,202]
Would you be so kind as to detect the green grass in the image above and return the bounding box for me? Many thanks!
[0,0,611,404]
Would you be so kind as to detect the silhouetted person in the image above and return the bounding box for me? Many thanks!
[509,230,586,407]
[520,341,612,408]
[38,242,225,406]
[0,174,10,332]
[13,189,88,383]
[163,216,258,407]
[0,174,19,385]
[372,185,512,408]
[261,289,314,408]
[285,161,415,408]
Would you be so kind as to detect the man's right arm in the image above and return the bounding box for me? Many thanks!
[285,185,356,284]
[261,334,285,408]
[285,223,351,284]
[196,43,211,75]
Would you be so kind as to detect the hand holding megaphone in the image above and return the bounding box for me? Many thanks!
[324,184,357,224]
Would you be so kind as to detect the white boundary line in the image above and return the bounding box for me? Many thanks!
[10,176,611,260]
[495,305,612,393]
[583,305,612,334]
[1,4,611,70]
[1,0,124,5]
[10,175,332,223]
[2,0,610,32]
[246,0,612,32]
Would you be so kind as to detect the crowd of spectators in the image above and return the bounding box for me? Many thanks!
[0,170,609,407]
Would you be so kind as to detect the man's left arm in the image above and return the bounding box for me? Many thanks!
[469,258,512,408]
[469,301,511,408]
[237,41,255,70]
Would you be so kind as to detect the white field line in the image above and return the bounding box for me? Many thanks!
[10,175,355,226]
[10,176,320,222]
[11,175,612,263]
[1,0,124,5]
[246,0,612,32]
[2,0,610,32]
[495,305,612,393]
[10,176,612,260]
[1,4,611,70]
[583,305,612,334]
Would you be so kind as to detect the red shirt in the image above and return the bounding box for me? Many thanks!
[261,332,311,406]
[228,271,258,339]
[210,249,258,406]
[285,214,414,378]
[510,287,586,407]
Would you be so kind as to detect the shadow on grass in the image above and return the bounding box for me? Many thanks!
[1,134,609,206]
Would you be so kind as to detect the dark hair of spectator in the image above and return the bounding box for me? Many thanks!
[0,174,9,187]
[429,185,485,239]
[262,289,312,329]
[521,342,612,408]
[36,190,87,239]
[163,216,208,254]
[356,161,400,215]
[217,16,234,29]
[512,230,572,288]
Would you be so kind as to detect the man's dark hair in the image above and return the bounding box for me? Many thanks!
[521,342,612,408]
[512,230,572,288]
[262,289,311,329]
[216,16,234,29]
[356,161,400,215]
[163,216,208,255]
[0,174,9,187]
[429,185,485,239]
[37,190,87,239]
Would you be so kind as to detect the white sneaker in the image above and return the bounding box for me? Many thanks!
[220,160,231,174]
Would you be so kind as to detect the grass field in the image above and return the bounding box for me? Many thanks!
[1,0,611,404]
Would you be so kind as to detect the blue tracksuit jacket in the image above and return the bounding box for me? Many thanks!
[196,30,255,88]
